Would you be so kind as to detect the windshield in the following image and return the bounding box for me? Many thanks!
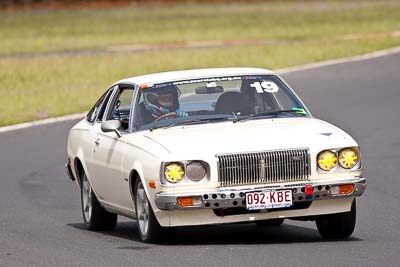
[133,75,308,130]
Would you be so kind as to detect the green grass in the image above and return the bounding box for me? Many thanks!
[0,0,400,126]
[1,0,400,55]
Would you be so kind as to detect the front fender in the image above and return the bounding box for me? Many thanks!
[126,157,170,226]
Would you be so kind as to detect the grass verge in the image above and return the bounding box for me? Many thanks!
[0,0,399,126]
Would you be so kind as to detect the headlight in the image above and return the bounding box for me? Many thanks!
[338,148,359,169]
[164,162,185,183]
[186,161,207,182]
[317,150,337,171]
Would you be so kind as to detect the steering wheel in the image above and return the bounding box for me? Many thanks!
[155,112,177,122]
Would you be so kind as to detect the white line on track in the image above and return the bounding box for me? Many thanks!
[1,45,400,134]
[0,113,86,133]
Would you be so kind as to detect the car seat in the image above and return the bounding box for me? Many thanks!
[214,91,252,116]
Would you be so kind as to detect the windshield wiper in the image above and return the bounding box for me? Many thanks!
[233,109,307,123]
[149,116,232,131]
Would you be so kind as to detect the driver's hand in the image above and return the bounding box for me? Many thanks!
[175,109,188,117]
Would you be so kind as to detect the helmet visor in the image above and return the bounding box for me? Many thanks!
[157,93,174,107]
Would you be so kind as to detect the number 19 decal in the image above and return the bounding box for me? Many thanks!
[250,81,279,93]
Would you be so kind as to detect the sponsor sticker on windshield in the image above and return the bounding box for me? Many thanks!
[291,107,306,114]
[206,82,217,87]
[251,80,279,93]
[173,76,242,85]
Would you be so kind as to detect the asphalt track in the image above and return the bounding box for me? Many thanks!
[0,52,399,267]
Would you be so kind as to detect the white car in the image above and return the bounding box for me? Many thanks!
[66,68,366,243]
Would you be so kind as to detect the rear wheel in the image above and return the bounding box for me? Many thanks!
[256,218,285,227]
[81,172,117,231]
[316,199,356,239]
[135,179,164,243]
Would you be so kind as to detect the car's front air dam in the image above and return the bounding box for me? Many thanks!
[154,197,355,227]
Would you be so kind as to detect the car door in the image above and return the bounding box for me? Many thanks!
[81,87,115,184]
[90,84,136,210]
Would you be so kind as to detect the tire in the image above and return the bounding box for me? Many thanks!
[316,199,356,239]
[81,172,117,231]
[134,179,165,243]
[256,218,285,227]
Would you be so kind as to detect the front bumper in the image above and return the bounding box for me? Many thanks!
[155,176,366,211]
[65,159,75,181]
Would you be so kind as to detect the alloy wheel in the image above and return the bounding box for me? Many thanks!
[82,174,92,223]
[136,182,150,236]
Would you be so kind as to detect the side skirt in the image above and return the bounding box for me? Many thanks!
[100,200,136,219]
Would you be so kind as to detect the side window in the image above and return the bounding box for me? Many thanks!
[96,89,114,123]
[86,90,110,123]
[106,87,135,131]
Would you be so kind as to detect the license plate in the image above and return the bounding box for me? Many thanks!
[246,190,293,210]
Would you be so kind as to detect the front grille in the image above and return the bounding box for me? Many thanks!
[217,149,310,187]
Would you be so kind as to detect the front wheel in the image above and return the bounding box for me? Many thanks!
[81,172,117,231]
[135,179,164,243]
[316,199,356,239]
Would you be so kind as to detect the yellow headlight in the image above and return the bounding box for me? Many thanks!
[164,162,185,183]
[338,148,359,169]
[317,150,337,171]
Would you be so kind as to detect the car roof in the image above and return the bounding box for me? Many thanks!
[113,67,275,86]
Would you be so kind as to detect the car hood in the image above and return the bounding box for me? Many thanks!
[141,118,357,158]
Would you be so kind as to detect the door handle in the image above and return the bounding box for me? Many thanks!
[94,138,100,145]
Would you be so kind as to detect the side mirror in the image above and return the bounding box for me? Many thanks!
[101,120,122,138]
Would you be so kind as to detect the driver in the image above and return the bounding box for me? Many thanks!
[143,85,188,120]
